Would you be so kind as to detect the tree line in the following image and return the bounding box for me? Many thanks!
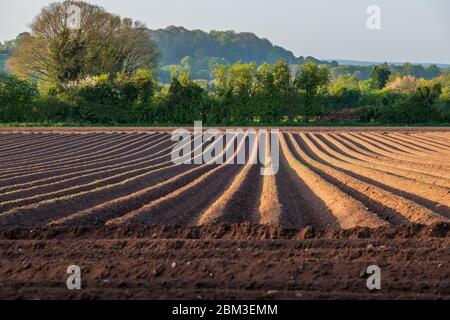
[330,63,444,82]
[2,59,449,124]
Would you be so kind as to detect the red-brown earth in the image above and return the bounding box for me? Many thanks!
[0,128,448,299]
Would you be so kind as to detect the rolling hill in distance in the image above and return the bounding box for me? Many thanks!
[148,26,330,66]
[1,26,448,80]
[327,59,450,68]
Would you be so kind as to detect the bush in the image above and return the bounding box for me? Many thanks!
[0,72,38,121]
[360,84,441,123]
[65,69,156,123]
[31,95,75,122]
[72,74,125,123]
[325,87,362,110]
[435,96,450,122]
[155,72,211,123]
[385,75,418,93]
[116,69,156,122]
[1,61,449,125]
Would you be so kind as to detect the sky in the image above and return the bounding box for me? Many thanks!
[0,0,449,64]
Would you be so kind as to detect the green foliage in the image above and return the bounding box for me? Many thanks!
[330,65,373,81]
[394,63,441,79]
[49,29,85,83]
[72,74,123,123]
[152,70,211,123]
[324,75,363,110]
[0,72,38,121]
[2,3,449,126]
[330,63,443,82]
[61,68,157,123]
[1,61,449,125]
[358,84,441,123]
[254,60,298,122]
[8,1,159,84]
[370,63,391,89]
[31,95,76,122]
[434,75,450,121]
[116,69,156,122]
[151,26,332,83]
[401,84,441,122]
[4,25,447,84]
[297,61,330,119]
[151,26,301,66]
[227,62,256,122]
[0,54,8,72]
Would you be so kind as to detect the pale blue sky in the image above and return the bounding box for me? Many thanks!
[0,0,449,63]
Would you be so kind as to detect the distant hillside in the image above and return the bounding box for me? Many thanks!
[327,59,450,68]
[2,27,447,82]
[1,26,331,80]
[0,54,8,72]
[149,26,332,81]
[0,34,26,73]
[148,26,327,66]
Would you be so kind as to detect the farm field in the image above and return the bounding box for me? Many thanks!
[0,127,449,299]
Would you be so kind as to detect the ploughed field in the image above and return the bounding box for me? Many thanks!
[0,128,449,299]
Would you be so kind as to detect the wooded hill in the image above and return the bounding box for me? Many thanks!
[149,26,332,81]
[1,26,446,82]
[149,26,329,65]
[0,26,331,79]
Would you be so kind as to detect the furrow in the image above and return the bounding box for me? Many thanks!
[106,133,244,226]
[314,133,450,188]
[395,133,450,150]
[279,133,386,229]
[258,131,282,225]
[195,133,261,225]
[387,133,450,154]
[0,134,195,213]
[0,134,211,226]
[0,132,88,153]
[0,132,108,159]
[50,135,231,226]
[423,132,450,143]
[339,133,450,170]
[360,132,449,162]
[0,133,70,151]
[0,132,150,172]
[296,133,448,224]
[0,136,174,192]
[0,134,170,183]
[0,132,136,168]
[323,133,450,182]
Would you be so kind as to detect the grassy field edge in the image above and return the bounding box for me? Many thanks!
[1,122,450,128]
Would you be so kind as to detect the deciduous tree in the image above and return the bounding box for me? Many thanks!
[7,1,159,85]
[296,61,330,120]
[370,63,391,89]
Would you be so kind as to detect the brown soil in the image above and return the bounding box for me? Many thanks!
[0,128,449,300]
[0,223,448,300]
